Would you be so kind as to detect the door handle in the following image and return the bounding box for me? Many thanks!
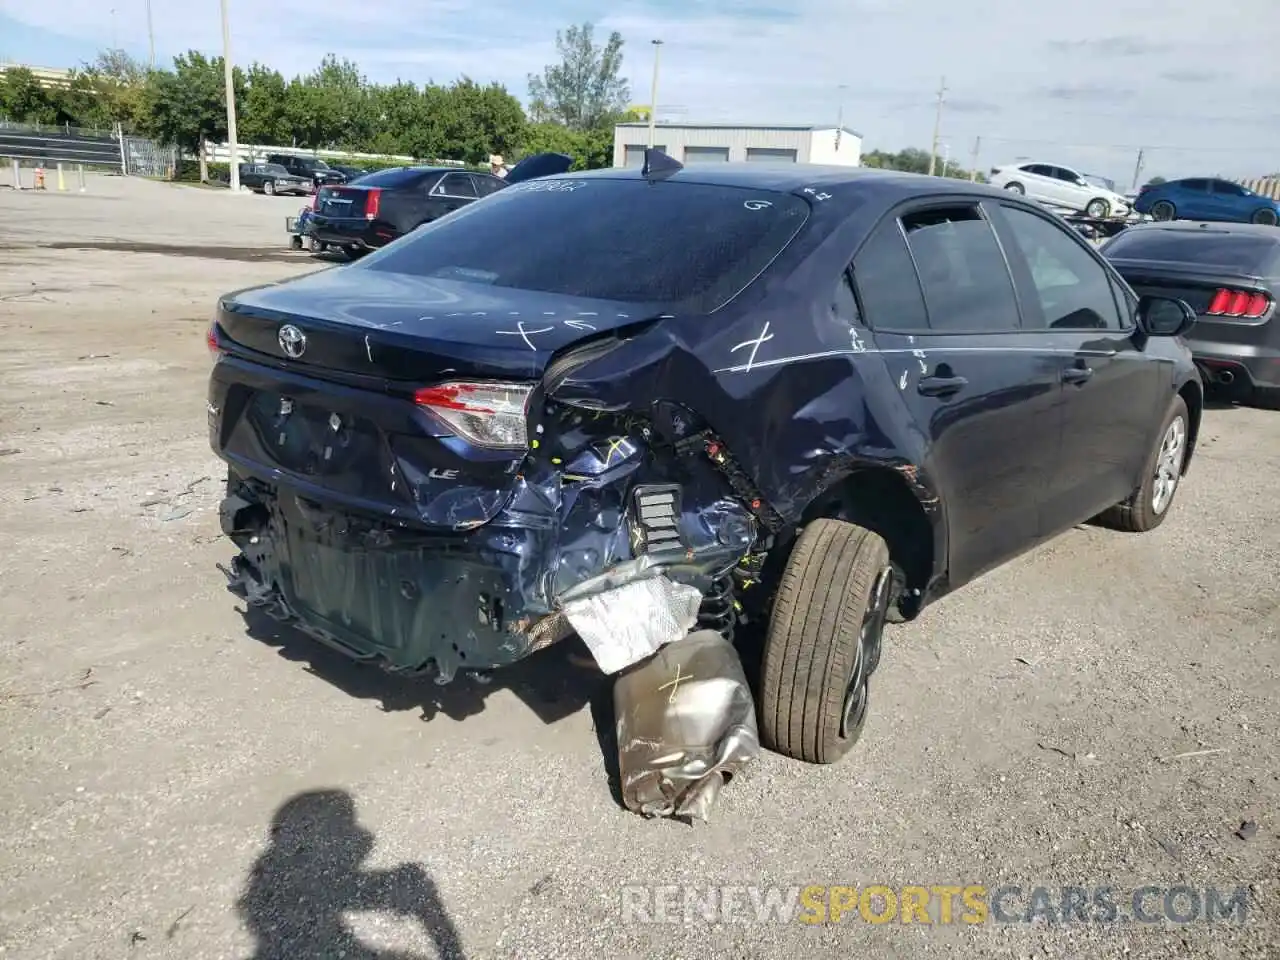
[1062,365,1094,385]
[917,375,968,397]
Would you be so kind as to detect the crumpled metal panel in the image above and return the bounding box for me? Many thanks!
[562,575,703,674]
[613,629,760,822]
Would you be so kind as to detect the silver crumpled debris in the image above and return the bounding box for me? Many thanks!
[613,629,760,822]
[562,574,702,675]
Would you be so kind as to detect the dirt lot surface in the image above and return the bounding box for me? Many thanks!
[1,174,1277,960]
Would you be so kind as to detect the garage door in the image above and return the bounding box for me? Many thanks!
[623,144,666,167]
[746,148,798,162]
[684,146,731,163]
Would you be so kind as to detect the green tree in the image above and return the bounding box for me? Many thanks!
[239,64,290,145]
[141,51,243,181]
[0,66,58,124]
[527,22,630,131]
[1146,175,1167,185]
[437,77,526,164]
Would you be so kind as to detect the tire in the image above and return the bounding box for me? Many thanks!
[758,518,894,764]
[1004,182,1025,194]
[1251,208,1278,227]
[1151,200,1176,221]
[263,181,275,196]
[1085,198,1109,218]
[1250,387,1280,410]
[1094,396,1189,532]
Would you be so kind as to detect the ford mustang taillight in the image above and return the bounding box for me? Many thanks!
[1206,288,1272,319]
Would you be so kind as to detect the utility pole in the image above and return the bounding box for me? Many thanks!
[1130,148,1146,192]
[220,0,240,192]
[110,8,117,50]
[835,83,848,150]
[969,135,981,181]
[145,0,155,67]
[927,75,946,177]
[646,40,663,149]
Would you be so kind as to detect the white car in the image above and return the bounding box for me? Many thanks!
[989,161,1131,219]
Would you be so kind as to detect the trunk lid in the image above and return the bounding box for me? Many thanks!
[1110,257,1267,316]
[315,184,374,217]
[216,267,661,383]
[502,152,574,184]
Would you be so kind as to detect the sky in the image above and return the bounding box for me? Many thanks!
[2,0,1279,186]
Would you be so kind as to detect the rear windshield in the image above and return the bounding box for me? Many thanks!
[349,167,428,187]
[357,178,811,313]
[1102,229,1280,275]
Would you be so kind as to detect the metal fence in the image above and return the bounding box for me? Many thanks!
[1238,177,1280,200]
[122,136,177,179]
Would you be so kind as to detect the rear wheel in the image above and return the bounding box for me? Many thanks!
[1094,396,1189,532]
[1251,208,1278,226]
[1085,198,1109,218]
[1251,387,1280,410]
[1004,182,1025,194]
[758,519,893,764]
[1151,200,1176,221]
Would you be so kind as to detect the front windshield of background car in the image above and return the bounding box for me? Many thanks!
[1084,173,1116,192]
[357,178,814,313]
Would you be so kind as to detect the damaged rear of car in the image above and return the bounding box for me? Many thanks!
[207,170,818,692]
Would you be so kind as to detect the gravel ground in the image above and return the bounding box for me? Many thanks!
[0,174,1277,960]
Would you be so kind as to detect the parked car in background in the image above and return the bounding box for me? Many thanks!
[305,152,573,256]
[1132,178,1280,226]
[1102,220,1280,408]
[990,161,1132,218]
[208,153,1201,766]
[239,162,312,196]
[265,153,347,188]
[329,164,370,181]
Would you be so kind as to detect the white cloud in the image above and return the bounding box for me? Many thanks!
[9,0,1280,181]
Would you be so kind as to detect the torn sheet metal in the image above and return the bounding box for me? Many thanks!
[613,629,760,821]
[562,575,702,675]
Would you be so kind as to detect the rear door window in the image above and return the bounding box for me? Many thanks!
[432,173,478,198]
[997,205,1125,330]
[899,205,1021,332]
[359,179,811,314]
[851,219,929,331]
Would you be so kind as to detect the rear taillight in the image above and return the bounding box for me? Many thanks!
[414,381,533,450]
[1206,287,1272,319]
[365,187,381,221]
[207,322,222,359]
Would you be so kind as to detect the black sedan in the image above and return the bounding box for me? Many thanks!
[304,153,573,256]
[208,152,1200,766]
[1102,221,1280,409]
[239,162,312,197]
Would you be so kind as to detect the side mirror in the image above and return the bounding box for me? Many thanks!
[1137,295,1196,337]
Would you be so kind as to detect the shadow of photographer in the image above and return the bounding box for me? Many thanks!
[237,788,466,960]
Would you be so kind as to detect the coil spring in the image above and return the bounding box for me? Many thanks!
[697,573,736,644]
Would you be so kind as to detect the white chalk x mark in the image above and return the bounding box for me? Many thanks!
[495,320,555,351]
[729,321,775,373]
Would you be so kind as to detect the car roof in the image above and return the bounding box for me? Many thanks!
[555,162,1014,203]
[1120,220,1280,241]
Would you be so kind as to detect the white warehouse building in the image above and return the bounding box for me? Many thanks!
[612,122,863,168]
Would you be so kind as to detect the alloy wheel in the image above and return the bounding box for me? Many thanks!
[840,566,893,739]
[1151,415,1187,515]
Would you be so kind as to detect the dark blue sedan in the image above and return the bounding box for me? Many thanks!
[1134,177,1280,226]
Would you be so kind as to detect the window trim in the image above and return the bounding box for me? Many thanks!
[851,195,1028,336]
[430,172,479,200]
[990,200,1137,335]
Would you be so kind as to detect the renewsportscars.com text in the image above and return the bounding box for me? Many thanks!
[619,884,1253,926]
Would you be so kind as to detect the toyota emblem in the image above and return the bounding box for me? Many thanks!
[278,324,307,358]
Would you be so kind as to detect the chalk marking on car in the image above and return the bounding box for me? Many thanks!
[495,320,555,350]
[729,322,775,373]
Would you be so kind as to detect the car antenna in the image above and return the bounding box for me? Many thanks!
[642,147,683,180]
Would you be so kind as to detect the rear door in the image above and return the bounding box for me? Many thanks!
[991,201,1167,529]
[852,199,1064,588]
[428,171,478,220]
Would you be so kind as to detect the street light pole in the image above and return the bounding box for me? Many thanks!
[145,0,155,67]
[647,40,663,149]
[220,0,240,191]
